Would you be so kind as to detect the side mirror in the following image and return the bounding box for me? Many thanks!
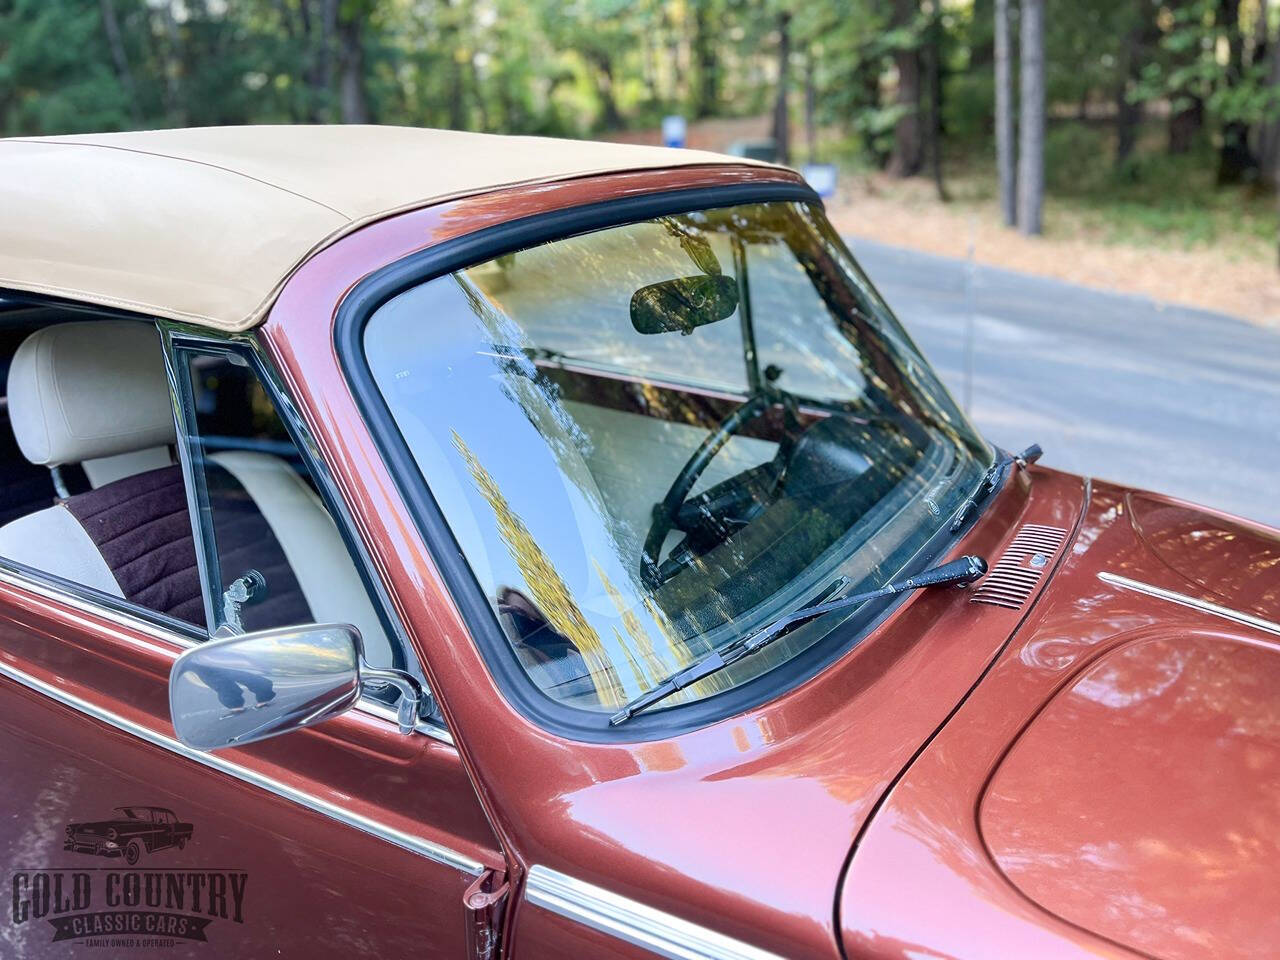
[630,274,739,335]
[169,623,423,751]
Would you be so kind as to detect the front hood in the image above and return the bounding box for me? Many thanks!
[841,483,1280,960]
[1129,491,1280,616]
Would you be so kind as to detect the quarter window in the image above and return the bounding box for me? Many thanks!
[172,346,401,670]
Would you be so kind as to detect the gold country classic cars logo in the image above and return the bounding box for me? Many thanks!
[10,805,247,947]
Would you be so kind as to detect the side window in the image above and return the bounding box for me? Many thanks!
[173,345,401,671]
[0,318,205,629]
[0,318,409,685]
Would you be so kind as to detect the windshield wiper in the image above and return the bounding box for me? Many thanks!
[608,554,988,726]
[948,443,1044,534]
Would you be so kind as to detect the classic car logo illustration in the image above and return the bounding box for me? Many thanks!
[9,806,247,947]
[64,806,193,866]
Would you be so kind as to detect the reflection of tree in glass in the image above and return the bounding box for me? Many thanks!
[593,559,731,701]
[452,431,624,708]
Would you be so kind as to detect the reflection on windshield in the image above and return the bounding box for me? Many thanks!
[365,201,991,716]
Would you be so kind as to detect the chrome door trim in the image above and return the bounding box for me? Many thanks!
[524,865,784,960]
[0,647,484,877]
[0,560,455,744]
[1099,572,1280,638]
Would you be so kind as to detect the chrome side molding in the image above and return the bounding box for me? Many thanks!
[0,652,484,877]
[0,560,454,744]
[525,865,785,960]
[1098,572,1280,638]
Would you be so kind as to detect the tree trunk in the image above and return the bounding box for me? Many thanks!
[588,51,624,130]
[99,0,142,125]
[692,2,719,118]
[338,10,370,124]
[995,0,1016,226]
[1218,0,1256,183]
[1260,44,1280,187]
[316,0,339,121]
[887,0,923,177]
[1169,97,1205,154]
[856,56,888,167]
[924,2,947,200]
[772,11,791,166]
[804,49,817,165]
[971,0,996,68]
[1018,0,1045,235]
[1115,9,1151,170]
[155,1,186,125]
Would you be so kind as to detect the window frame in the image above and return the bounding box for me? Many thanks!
[156,323,449,741]
[0,305,450,743]
[335,182,987,744]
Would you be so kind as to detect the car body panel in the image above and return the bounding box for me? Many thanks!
[1128,490,1280,616]
[0,381,503,955]
[839,479,1280,959]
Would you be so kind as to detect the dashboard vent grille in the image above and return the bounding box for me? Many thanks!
[970,523,1067,610]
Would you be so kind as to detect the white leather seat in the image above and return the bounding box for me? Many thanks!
[0,321,393,666]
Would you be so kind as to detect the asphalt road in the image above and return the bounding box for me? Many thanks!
[847,237,1280,528]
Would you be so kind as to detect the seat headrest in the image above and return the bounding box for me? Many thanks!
[8,321,176,467]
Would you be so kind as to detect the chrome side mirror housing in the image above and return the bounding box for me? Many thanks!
[169,623,423,751]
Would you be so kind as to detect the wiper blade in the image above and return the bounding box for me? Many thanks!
[609,554,988,726]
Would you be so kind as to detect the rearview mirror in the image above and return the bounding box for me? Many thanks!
[630,274,739,335]
[169,623,422,751]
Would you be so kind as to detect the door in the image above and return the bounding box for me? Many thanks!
[0,316,505,958]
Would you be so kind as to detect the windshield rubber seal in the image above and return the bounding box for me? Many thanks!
[335,180,1002,743]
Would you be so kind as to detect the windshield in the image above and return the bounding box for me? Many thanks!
[363,200,991,718]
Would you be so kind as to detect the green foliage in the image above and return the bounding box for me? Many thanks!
[1133,0,1280,127]
[0,0,134,133]
[0,0,1276,251]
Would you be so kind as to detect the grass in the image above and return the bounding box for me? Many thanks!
[827,122,1278,263]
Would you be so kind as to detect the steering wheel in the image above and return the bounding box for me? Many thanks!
[641,389,799,589]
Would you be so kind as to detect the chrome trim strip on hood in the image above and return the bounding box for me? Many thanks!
[1098,572,1280,638]
[525,865,785,960]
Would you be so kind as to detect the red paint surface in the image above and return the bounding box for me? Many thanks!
[0,586,498,958]
[840,480,1280,959]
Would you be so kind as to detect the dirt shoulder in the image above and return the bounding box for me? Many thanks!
[824,172,1280,327]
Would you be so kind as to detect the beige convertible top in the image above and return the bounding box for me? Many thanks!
[0,125,763,332]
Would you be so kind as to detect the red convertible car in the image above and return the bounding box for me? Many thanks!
[0,126,1276,959]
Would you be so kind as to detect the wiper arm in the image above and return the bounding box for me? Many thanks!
[949,443,1043,534]
[609,554,988,726]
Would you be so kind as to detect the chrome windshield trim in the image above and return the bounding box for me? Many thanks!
[0,560,456,744]
[1098,572,1280,638]
[0,652,483,876]
[524,865,784,960]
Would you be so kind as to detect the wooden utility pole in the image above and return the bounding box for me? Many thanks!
[1017,0,1044,235]
[995,0,1016,226]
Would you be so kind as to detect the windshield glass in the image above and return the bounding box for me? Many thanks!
[363,200,991,717]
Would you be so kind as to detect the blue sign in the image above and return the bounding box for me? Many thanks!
[662,115,687,149]
[800,163,838,198]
